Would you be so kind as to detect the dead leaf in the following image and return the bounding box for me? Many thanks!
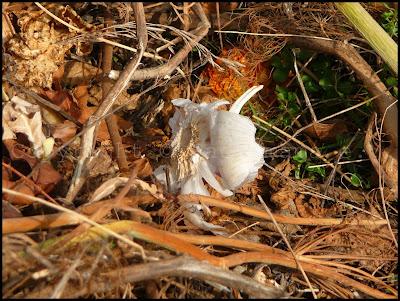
[2,200,23,218]
[75,100,110,141]
[130,157,153,178]
[59,5,96,32]
[90,176,160,203]
[3,182,35,205]
[3,139,38,168]
[51,120,77,142]
[115,115,132,131]
[90,177,129,203]
[32,161,62,193]
[5,10,73,90]
[52,64,65,91]
[42,89,81,120]
[304,120,348,141]
[3,96,46,158]
[62,61,102,87]
[88,148,113,177]
[72,85,90,107]
[2,12,15,46]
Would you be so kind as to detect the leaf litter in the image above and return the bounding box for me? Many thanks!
[2,2,397,299]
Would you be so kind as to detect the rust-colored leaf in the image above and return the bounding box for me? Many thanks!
[304,120,348,141]
[2,199,23,218]
[42,89,81,120]
[32,162,62,193]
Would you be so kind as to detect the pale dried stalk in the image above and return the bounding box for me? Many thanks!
[45,256,286,298]
[65,3,148,202]
[292,49,317,122]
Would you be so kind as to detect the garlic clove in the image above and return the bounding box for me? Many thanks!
[217,146,264,189]
[203,100,230,111]
[171,98,195,107]
[154,165,180,193]
[183,203,226,234]
[211,111,265,190]
[229,85,263,114]
[180,172,210,196]
[199,160,233,197]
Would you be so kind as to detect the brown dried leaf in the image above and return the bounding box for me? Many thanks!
[131,157,153,178]
[2,199,23,218]
[88,148,113,177]
[42,89,81,120]
[59,5,96,32]
[3,182,35,205]
[32,161,62,193]
[3,139,38,168]
[62,61,102,87]
[304,120,348,141]
[2,12,15,45]
[5,10,73,90]
[73,85,90,107]
[51,120,77,142]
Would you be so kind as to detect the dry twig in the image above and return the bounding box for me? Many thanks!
[65,3,148,202]
[35,256,286,298]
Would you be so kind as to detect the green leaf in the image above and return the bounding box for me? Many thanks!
[287,103,300,116]
[270,56,282,68]
[298,49,313,61]
[385,76,398,86]
[287,91,297,102]
[301,74,312,82]
[294,166,301,179]
[275,85,287,94]
[306,164,326,178]
[337,80,354,95]
[292,149,307,164]
[273,68,289,83]
[304,80,319,93]
[319,77,334,89]
[350,174,362,187]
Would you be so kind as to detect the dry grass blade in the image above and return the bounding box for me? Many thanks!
[292,49,317,122]
[177,194,388,227]
[50,247,85,298]
[257,195,318,299]
[2,3,397,299]
[2,188,145,258]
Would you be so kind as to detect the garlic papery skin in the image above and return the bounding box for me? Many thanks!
[211,110,265,190]
[155,85,265,197]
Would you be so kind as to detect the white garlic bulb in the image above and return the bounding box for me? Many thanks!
[155,85,265,197]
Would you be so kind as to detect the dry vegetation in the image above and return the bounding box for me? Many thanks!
[2,2,398,299]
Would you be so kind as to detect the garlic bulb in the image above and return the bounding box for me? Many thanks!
[155,85,265,197]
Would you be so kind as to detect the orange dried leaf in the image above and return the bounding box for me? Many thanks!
[42,89,81,120]
[3,182,35,205]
